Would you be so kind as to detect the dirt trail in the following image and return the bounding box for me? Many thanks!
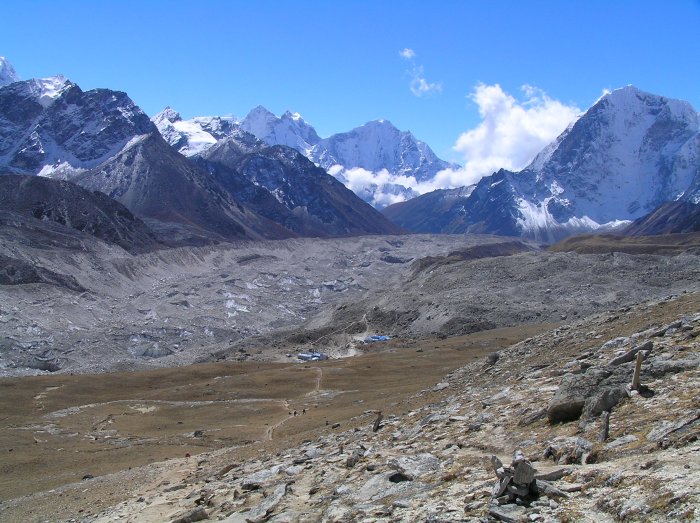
[309,366,323,394]
[264,399,292,441]
[267,366,323,440]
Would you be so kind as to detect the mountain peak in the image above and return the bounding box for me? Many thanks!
[241,106,320,152]
[31,75,72,107]
[152,107,182,125]
[366,118,397,130]
[0,56,20,86]
[247,105,276,118]
[595,85,696,118]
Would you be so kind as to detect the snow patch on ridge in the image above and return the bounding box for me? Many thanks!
[515,197,630,241]
[32,76,71,108]
[152,109,240,157]
[38,134,152,179]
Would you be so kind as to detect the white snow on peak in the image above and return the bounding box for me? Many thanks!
[152,107,182,125]
[514,196,629,242]
[152,108,241,157]
[155,104,456,209]
[242,105,320,153]
[241,105,277,139]
[31,75,71,108]
[0,56,20,87]
[601,85,697,123]
[282,110,303,122]
[527,118,580,172]
[173,120,218,155]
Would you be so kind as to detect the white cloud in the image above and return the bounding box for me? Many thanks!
[330,83,580,207]
[330,165,463,208]
[595,87,612,104]
[399,49,442,98]
[409,65,442,97]
[445,83,580,185]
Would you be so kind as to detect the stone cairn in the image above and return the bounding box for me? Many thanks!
[490,451,538,506]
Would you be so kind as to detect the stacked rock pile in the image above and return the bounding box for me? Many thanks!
[490,451,538,506]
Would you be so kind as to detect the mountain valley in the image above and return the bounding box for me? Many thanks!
[1,56,700,523]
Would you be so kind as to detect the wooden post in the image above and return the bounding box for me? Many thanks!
[631,351,643,390]
[599,411,610,442]
[372,411,383,432]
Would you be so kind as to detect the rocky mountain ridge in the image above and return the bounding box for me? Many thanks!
[0,174,159,253]
[197,138,402,237]
[0,75,154,177]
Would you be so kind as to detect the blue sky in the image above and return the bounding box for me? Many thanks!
[3,0,700,167]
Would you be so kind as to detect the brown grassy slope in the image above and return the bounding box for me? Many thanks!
[0,324,546,506]
[549,232,700,255]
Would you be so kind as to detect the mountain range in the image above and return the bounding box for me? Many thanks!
[2,54,700,245]
[153,105,457,208]
[384,86,700,242]
[0,60,399,245]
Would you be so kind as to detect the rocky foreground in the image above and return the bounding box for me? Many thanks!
[9,292,694,523]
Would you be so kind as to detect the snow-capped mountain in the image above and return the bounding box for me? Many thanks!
[310,119,457,182]
[0,76,154,177]
[152,107,240,157]
[0,57,20,87]
[241,106,320,154]
[159,106,458,209]
[152,105,322,158]
[521,86,699,224]
[0,76,295,244]
[1,72,398,242]
[385,86,700,242]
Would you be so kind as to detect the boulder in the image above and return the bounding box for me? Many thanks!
[388,453,441,480]
[609,340,653,365]
[548,366,632,422]
[243,483,288,523]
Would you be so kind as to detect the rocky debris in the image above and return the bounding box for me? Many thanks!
[6,292,700,523]
[389,453,441,480]
[372,410,383,432]
[488,503,528,523]
[543,437,593,465]
[239,483,288,523]
[172,507,208,523]
[240,466,282,491]
[0,234,516,376]
[0,253,87,292]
